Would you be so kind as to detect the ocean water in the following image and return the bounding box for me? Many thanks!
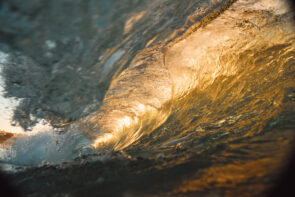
[0,0,295,195]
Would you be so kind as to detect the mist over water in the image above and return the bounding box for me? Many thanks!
[0,0,295,195]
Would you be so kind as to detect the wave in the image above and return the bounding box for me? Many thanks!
[73,0,295,150]
[0,0,294,167]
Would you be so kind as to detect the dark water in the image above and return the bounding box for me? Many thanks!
[0,0,295,196]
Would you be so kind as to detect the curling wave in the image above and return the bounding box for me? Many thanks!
[0,0,294,168]
[73,0,295,151]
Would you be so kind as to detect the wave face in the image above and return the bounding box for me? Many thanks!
[75,0,295,151]
[0,1,295,193]
[1,0,236,161]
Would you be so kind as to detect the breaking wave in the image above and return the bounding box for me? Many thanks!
[0,0,295,172]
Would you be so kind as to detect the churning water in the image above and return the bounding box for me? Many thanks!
[0,0,295,195]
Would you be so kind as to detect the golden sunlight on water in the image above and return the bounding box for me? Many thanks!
[74,0,295,155]
[168,127,294,196]
[120,0,295,195]
[1,0,295,196]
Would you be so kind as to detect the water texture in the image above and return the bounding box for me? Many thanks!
[0,0,295,196]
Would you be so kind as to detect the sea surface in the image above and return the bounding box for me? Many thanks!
[0,0,295,196]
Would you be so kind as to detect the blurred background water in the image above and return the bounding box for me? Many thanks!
[0,0,295,196]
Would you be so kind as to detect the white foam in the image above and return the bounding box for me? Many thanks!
[0,129,92,166]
